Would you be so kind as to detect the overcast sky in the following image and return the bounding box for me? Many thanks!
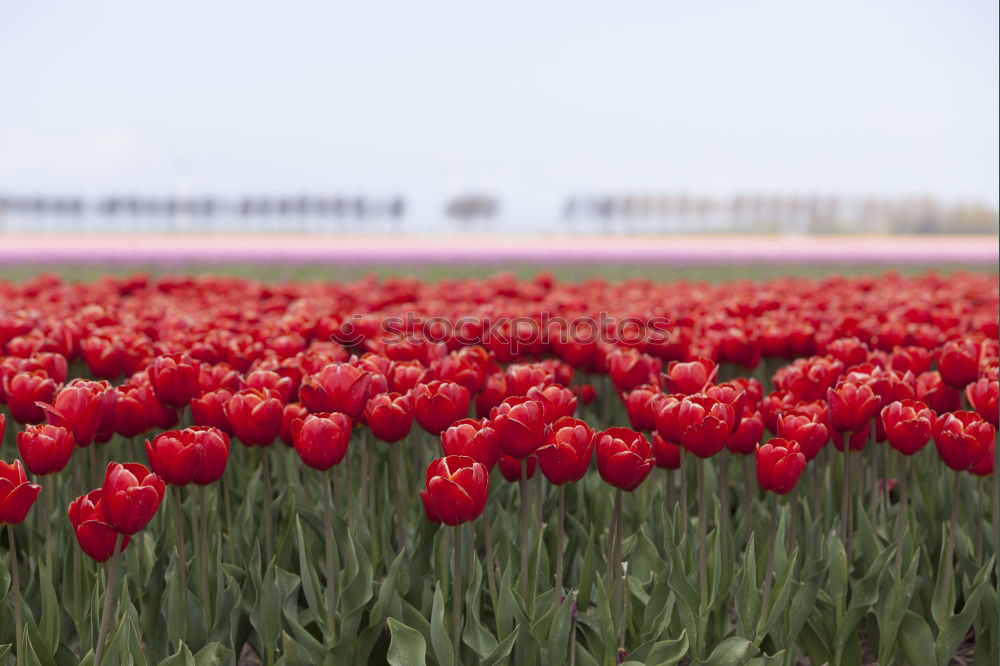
[1,0,997,220]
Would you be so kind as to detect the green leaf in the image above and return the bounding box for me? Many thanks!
[250,561,282,658]
[160,642,197,666]
[482,627,519,666]
[39,563,61,653]
[628,631,688,666]
[898,612,936,666]
[735,534,759,639]
[193,641,234,666]
[386,617,427,666]
[430,584,455,666]
[462,556,499,659]
[755,549,800,642]
[546,592,574,666]
[935,576,988,666]
[577,534,597,611]
[834,547,892,648]
[165,556,188,652]
[294,516,324,627]
[697,636,758,666]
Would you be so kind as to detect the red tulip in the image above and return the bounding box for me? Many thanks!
[831,424,871,452]
[755,438,806,494]
[191,388,235,435]
[662,357,717,394]
[0,459,41,524]
[915,371,962,414]
[3,371,58,424]
[705,382,747,433]
[279,402,309,447]
[441,418,500,469]
[727,410,764,455]
[422,455,489,526]
[146,427,229,486]
[39,379,116,447]
[299,362,372,419]
[498,453,536,482]
[17,423,74,476]
[364,392,413,443]
[244,369,295,404]
[966,378,999,429]
[188,426,231,485]
[410,380,471,435]
[607,347,661,393]
[101,462,165,535]
[880,400,935,455]
[624,384,661,432]
[491,396,546,459]
[68,489,130,562]
[596,427,654,491]
[651,431,682,469]
[536,417,595,485]
[292,412,352,470]
[147,353,201,408]
[777,409,829,461]
[936,340,980,389]
[827,381,879,433]
[774,356,844,402]
[526,383,578,424]
[934,411,995,471]
[225,388,283,447]
[675,395,735,459]
[81,335,126,379]
[969,440,995,477]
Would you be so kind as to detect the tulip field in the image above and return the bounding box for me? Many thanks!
[0,269,998,666]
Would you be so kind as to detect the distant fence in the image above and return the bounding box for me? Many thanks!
[1,193,996,234]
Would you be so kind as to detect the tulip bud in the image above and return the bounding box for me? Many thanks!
[596,427,654,491]
[755,438,806,494]
[17,423,74,476]
[777,409,829,461]
[536,417,595,485]
[934,411,995,471]
[422,455,489,525]
[491,396,546,459]
[225,388,283,447]
[966,378,999,429]
[299,362,372,419]
[880,399,935,455]
[68,489,131,561]
[675,395,735,459]
[410,380,471,435]
[662,357,717,395]
[651,431,682,469]
[441,418,500,469]
[0,459,42,524]
[364,392,413,444]
[292,412,353,471]
[101,462,165,535]
[147,353,201,408]
[827,381,880,433]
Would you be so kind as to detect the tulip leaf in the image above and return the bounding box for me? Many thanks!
[546,591,574,666]
[462,556,499,659]
[38,563,61,653]
[160,642,197,666]
[834,546,892,648]
[898,611,936,666]
[430,584,455,666]
[935,568,990,666]
[481,626,519,666]
[627,630,688,666]
[293,517,324,629]
[755,549,799,642]
[192,641,234,666]
[696,636,758,666]
[386,617,428,666]
[735,534,759,639]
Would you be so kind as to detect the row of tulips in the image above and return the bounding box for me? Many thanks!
[0,270,997,666]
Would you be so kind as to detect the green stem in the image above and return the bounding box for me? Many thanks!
[391,443,406,551]
[196,486,212,614]
[94,533,124,666]
[611,488,624,646]
[939,471,961,619]
[761,494,779,618]
[452,524,463,664]
[261,447,275,563]
[894,456,909,579]
[7,524,24,666]
[520,465,530,597]
[679,450,689,531]
[556,485,566,594]
[482,512,499,631]
[787,484,799,551]
[743,455,753,543]
[171,485,188,592]
[842,447,853,566]
[322,472,337,639]
[697,458,708,607]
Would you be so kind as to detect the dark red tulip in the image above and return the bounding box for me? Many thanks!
[777,408,829,461]
[705,382,747,433]
[596,427,654,491]
[364,392,413,443]
[188,426,231,485]
[536,417,595,485]
[498,453,537,482]
[675,395,735,459]
[441,418,500,469]
[824,337,870,367]
[0,459,41,524]
[624,384,661,432]
[573,384,597,405]
[101,462,165,535]
[420,488,441,523]
[727,410,764,455]
[244,369,295,404]
[299,362,372,420]
[966,378,999,429]
[475,371,509,418]
[890,346,933,375]
[491,396,546,459]
[279,402,309,447]
[292,412,352,470]
[17,423,74,476]
[880,400,935,455]
[526,383,578,424]
[81,335,126,379]
[389,360,425,394]
[755,438,806,494]
[969,440,994,477]
[422,455,489,525]
[225,388,283,447]
[191,388,235,435]
[68,489,130,562]
[111,383,154,438]
[934,411,995,471]
[410,380,471,435]
[759,389,797,434]
[774,356,844,402]
[915,371,962,414]
[651,431,682,469]
[4,371,59,424]
[831,424,871,452]
[146,427,229,486]
[936,340,980,389]
[827,381,880,433]
[662,357,717,394]
[652,394,683,444]
[147,353,201,408]
[607,347,661,393]
[39,379,116,447]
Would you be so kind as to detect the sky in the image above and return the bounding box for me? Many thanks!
[1,0,997,228]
